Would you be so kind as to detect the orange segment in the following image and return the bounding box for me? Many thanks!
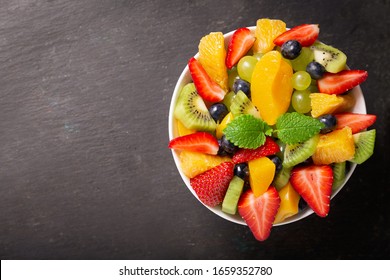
[179,151,231,179]
[274,182,300,224]
[253,18,286,54]
[312,127,355,165]
[248,157,276,197]
[310,93,355,118]
[251,51,293,125]
[198,32,228,92]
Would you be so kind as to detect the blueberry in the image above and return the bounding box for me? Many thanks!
[318,114,337,134]
[208,103,228,122]
[233,79,250,96]
[234,163,249,180]
[269,155,282,174]
[220,135,238,155]
[281,40,302,59]
[217,139,229,156]
[306,61,326,79]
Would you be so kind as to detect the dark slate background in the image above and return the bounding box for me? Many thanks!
[0,0,389,259]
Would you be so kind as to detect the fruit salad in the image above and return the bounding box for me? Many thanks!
[168,18,376,241]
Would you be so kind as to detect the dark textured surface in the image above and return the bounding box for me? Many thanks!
[0,0,389,259]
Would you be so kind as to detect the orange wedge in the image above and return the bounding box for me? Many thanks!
[310,93,355,118]
[198,32,228,92]
[312,127,355,165]
[253,18,286,54]
[251,51,293,125]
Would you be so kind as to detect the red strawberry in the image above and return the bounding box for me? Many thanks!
[290,165,333,217]
[273,24,319,47]
[238,187,280,241]
[168,132,219,155]
[317,70,368,95]
[335,113,377,134]
[225,27,255,69]
[188,57,226,102]
[232,137,280,164]
[190,162,234,207]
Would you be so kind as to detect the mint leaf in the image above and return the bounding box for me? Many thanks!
[275,112,324,144]
[223,114,272,149]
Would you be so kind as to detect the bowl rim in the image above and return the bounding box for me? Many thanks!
[168,26,367,226]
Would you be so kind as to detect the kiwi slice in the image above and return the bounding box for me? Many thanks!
[174,83,216,133]
[222,176,245,215]
[230,90,261,119]
[350,129,376,164]
[283,134,320,168]
[310,42,347,73]
[332,162,346,190]
[222,91,236,110]
[273,166,292,191]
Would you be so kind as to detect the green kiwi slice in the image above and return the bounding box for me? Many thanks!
[283,134,320,168]
[222,176,245,215]
[350,129,376,164]
[273,166,292,191]
[174,83,216,133]
[230,90,261,119]
[332,162,346,190]
[310,42,347,73]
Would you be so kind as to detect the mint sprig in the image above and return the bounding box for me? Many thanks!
[275,112,324,144]
[223,114,272,149]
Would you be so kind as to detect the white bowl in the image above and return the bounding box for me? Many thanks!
[168,26,367,226]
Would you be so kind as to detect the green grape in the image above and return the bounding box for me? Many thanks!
[228,67,240,90]
[276,139,286,159]
[237,56,258,82]
[222,91,236,110]
[291,47,314,72]
[252,52,264,61]
[291,89,312,113]
[292,71,312,90]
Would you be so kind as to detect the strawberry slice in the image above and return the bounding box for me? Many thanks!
[188,57,226,102]
[335,113,377,134]
[317,70,368,95]
[168,132,219,155]
[273,24,319,47]
[225,27,255,69]
[190,162,234,207]
[238,187,280,241]
[290,165,333,217]
[232,137,280,164]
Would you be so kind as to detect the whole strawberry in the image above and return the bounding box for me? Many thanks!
[190,162,234,207]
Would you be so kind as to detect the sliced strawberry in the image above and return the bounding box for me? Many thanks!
[232,137,280,164]
[225,27,255,69]
[335,113,377,134]
[238,187,280,241]
[273,24,319,47]
[317,70,368,95]
[188,57,226,102]
[290,165,333,217]
[168,132,219,155]
[190,162,234,207]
